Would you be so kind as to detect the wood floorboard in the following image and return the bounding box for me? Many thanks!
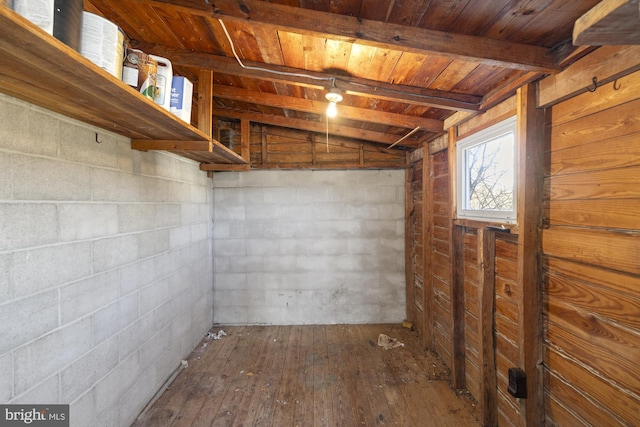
[132,324,480,426]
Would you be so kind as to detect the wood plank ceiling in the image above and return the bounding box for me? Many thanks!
[84,0,602,150]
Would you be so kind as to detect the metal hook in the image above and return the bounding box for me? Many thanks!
[587,76,598,92]
[613,79,621,90]
[95,132,102,143]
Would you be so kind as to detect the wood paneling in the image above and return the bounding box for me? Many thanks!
[543,69,640,426]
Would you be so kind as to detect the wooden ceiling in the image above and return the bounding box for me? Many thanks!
[84,0,603,150]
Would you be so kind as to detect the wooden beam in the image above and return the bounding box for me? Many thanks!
[198,69,213,137]
[131,41,482,113]
[212,108,416,146]
[131,139,212,151]
[477,228,497,427]
[538,45,640,108]
[516,82,546,427]
[148,0,558,73]
[240,119,250,162]
[200,163,250,171]
[213,84,443,131]
[573,0,640,46]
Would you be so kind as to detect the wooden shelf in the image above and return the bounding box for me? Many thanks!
[0,6,245,165]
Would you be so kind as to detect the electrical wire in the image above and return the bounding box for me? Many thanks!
[218,18,335,86]
[388,126,421,149]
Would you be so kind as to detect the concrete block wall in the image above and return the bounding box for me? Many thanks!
[0,94,214,426]
[212,169,406,325]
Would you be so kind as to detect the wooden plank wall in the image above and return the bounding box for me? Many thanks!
[463,229,480,401]
[542,70,640,426]
[494,234,521,426]
[214,122,406,169]
[406,155,426,336]
[431,149,454,370]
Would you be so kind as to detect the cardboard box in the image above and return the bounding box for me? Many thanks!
[170,76,193,123]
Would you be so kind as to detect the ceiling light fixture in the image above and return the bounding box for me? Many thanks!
[325,87,343,118]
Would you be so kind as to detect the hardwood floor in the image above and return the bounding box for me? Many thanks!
[132,324,480,426]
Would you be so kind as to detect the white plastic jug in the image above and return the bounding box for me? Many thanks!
[149,54,173,111]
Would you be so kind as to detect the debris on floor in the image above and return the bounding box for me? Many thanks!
[377,333,404,350]
[401,320,413,329]
[208,329,227,340]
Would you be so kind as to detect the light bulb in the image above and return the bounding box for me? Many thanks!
[327,101,337,118]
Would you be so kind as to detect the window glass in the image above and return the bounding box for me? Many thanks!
[457,116,517,223]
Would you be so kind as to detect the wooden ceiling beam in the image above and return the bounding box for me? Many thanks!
[211,107,422,147]
[573,0,640,46]
[131,41,482,112]
[213,84,444,132]
[145,0,559,73]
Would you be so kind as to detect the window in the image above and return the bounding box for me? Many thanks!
[456,116,517,223]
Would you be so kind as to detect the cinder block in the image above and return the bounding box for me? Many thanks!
[117,366,158,427]
[118,204,157,233]
[169,225,191,250]
[119,257,156,296]
[310,238,345,255]
[59,121,119,168]
[212,273,247,290]
[0,203,58,251]
[214,239,246,256]
[137,228,170,259]
[154,297,180,331]
[295,186,332,203]
[190,184,208,204]
[0,153,12,200]
[364,185,398,203]
[246,238,279,255]
[0,97,58,157]
[0,254,9,301]
[9,373,60,405]
[13,155,92,201]
[61,336,119,402]
[262,255,296,272]
[13,317,93,395]
[68,386,97,427]
[155,204,181,228]
[346,203,380,220]
[118,312,155,361]
[12,242,92,296]
[92,235,138,273]
[212,171,241,188]
[138,176,167,203]
[60,271,119,325]
[140,325,172,369]
[379,203,404,219]
[59,203,118,241]
[93,293,139,344]
[190,222,208,242]
[94,351,140,415]
[312,204,346,220]
[92,168,139,202]
[139,278,170,316]
[0,353,12,402]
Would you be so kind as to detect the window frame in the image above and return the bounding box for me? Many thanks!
[456,116,518,224]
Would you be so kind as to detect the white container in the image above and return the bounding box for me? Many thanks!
[80,12,124,79]
[12,0,55,35]
[149,54,172,111]
[171,76,193,123]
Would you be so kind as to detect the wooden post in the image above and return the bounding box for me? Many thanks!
[422,140,434,348]
[478,227,497,426]
[198,69,213,138]
[450,224,466,389]
[516,82,546,426]
[240,118,250,163]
